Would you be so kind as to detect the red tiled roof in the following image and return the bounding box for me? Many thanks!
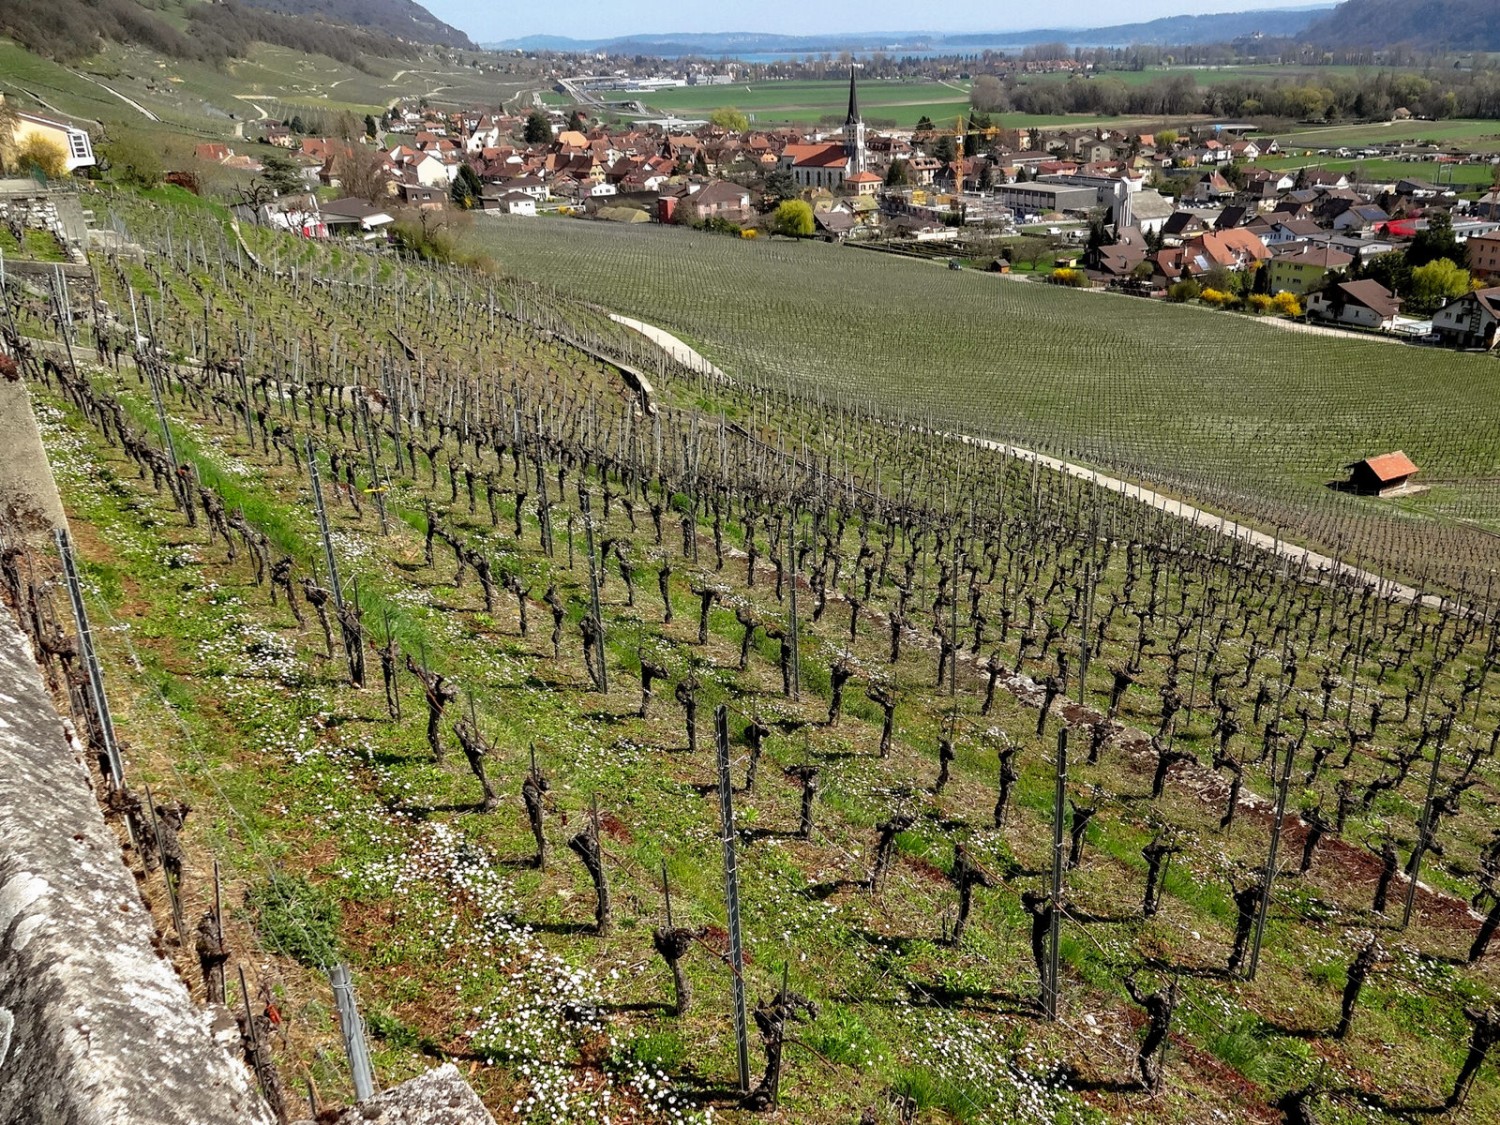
[1360,451,1418,483]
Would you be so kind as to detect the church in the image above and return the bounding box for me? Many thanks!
[778,66,868,191]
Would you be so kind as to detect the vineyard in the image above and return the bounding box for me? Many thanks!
[4,188,1500,1125]
[474,216,1500,603]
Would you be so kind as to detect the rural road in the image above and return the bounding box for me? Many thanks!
[232,95,270,121]
[611,315,1443,610]
[67,70,160,122]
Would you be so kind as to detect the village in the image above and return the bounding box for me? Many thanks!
[179,67,1499,352]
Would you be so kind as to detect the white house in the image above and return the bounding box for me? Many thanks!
[1432,286,1500,349]
[7,104,95,171]
[409,152,449,188]
[1306,279,1402,331]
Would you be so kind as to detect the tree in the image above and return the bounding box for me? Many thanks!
[970,75,1006,113]
[1407,211,1462,269]
[14,135,67,179]
[102,131,161,189]
[334,110,361,141]
[523,109,552,144]
[334,146,390,203]
[884,159,909,188]
[364,114,378,139]
[692,149,709,177]
[289,115,306,134]
[1360,250,1412,298]
[763,169,798,204]
[977,160,994,191]
[710,106,750,132]
[933,134,956,164]
[1409,257,1473,314]
[773,199,814,238]
[567,109,585,132]
[914,114,935,136]
[259,151,303,195]
[451,163,483,209]
[1155,128,1179,149]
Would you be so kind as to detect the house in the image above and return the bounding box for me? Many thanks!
[1128,190,1175,236]
[1193,171,1232,202]
[398,182,446,209]
[409,152,451,187]
[263,127,294,148]
[686,180,751,224]
[846,170,882,197]
[1214,205,1251,231]
[318,197,394,235]
[1302,169,1350,190]
[1347,452,1419,496]
[1431,286,1500,349]
[6,104,95,171]
[480,190,536,216]
[1160,210,1212,245]
[1466,233,1500,282]
[503,175,548,201]
[1305,279,1402,330]
[1181,228,1270,274]
[1267,243,1353,296]
[1255,218,1326,247]
[1477,191,1500,221]
[814,209,856,242]
[195,143,233,164]
[1332,204,1390,233]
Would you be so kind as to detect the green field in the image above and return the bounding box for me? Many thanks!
[477,217,1500,594]
[639,78,971,127]
[1268,118,1500,151]
[1256,155,1498,189]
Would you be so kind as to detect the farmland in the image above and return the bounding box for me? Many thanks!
[639,78,972,127]
[7,187,1500,1125]
[474,216,1500,600]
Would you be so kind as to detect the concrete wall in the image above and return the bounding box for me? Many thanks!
[0,607,278,1125]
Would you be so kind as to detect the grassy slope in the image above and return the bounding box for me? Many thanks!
[14,190,1500,1125]
[474,217,1500,595]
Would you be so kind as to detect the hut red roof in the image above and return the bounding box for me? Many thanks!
[1359,451,1418,483]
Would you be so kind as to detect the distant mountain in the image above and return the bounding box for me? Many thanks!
[947,6,1334,47]
[239,0,473,50]
[1301,0,1500,50]
[486,8,1335,55]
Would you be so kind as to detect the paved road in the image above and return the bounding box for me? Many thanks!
[610,315,1444,610]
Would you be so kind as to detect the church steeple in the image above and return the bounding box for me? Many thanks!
[843,64,866,175]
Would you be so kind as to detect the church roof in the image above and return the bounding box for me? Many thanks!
[846,65,859,126]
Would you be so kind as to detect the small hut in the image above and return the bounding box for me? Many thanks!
[1348,451,1418,496]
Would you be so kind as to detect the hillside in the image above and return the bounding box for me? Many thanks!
[0,0,466,67]
[237,0,473,50]
[1302,0,1500,50]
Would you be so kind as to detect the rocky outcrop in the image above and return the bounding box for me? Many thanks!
[293,1064,497,1125]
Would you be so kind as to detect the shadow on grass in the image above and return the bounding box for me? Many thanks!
[801,877,864,901]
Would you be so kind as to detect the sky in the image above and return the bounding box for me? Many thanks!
[423,0,1329,44]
